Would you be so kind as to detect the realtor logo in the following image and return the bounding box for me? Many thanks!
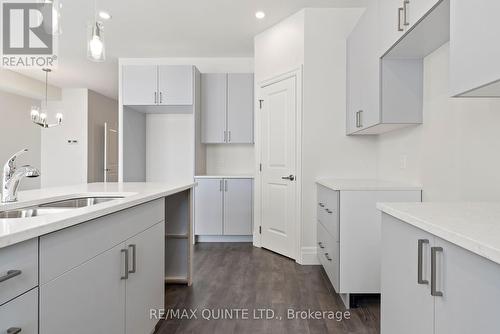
[1,2,58,68]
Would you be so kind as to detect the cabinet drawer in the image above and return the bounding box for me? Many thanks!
[317,186,339,240]
[0,288,38,334]
[0,239,38,305]
[40,199,164,284]
[317,222,339,291]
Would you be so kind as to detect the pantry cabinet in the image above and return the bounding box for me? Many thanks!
[381,213,500,334]
[195,177,253,236]
[122,65,193,105]
[201,73,254,144]
[450,0,500,97]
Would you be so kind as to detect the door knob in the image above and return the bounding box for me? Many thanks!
[281,175,295,181]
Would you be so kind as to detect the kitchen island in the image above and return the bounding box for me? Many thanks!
[0,182,195,334]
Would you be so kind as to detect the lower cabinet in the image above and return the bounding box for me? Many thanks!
[381,213,500,334]
[0,288,38,334]
[195,178,253,236]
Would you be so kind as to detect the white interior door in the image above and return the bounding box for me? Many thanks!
[104,122,119,182]
[260,76,297,259]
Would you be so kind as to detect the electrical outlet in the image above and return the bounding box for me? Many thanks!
[400,155,408,170]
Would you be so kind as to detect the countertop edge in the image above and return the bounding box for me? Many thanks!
[316,179,422,191]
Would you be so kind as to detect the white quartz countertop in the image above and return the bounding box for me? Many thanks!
[0,182,195,249]
[377,202,500,265]
[195,175,254,179]
[316,178,421,191]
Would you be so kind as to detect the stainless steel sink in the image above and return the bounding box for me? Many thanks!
[0,196,124,218]
[39,196,123,208]
[0,207,71,219]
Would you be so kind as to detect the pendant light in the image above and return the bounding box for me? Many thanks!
[87,0,105,62]
[39,0,62,35]
[31,68,63,128]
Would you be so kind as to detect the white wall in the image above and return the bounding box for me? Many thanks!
[123,107,146,182]
[205,144,254,175]
[0,90,41,190]
[42,89,88,187]
[377,43,500,201]
[0,69,60,100]
[254,8,378,263]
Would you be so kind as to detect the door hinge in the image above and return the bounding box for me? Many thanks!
[259,226,262,234]
[259,99,264,109]
[259,163,262,172]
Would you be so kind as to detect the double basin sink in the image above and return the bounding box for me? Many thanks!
[0,197,124,219]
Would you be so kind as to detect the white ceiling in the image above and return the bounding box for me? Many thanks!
[16,0,367,99]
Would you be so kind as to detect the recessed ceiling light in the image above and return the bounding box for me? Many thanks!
[255,11,266,19]
[98,11,112,20]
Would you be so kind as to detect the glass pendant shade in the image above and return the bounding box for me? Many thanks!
[87,21,105,62]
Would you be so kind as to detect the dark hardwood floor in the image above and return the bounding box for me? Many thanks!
[155,243,380,334]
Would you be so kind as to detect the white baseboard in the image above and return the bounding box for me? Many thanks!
[299,246,320,265]
[196,235,253,243]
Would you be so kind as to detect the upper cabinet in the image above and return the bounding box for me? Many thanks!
[450,0,500,97]
[122,65,193,106]
[201,73,254,144]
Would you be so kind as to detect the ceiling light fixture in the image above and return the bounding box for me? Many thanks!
[31,68,63,128]
[255,11,266,19]
[87,0,106,62]
[98,11,112,20]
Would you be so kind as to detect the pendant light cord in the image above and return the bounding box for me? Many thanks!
[45,70,48,107]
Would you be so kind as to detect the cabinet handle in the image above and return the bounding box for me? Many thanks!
[7,328,22,334]
[358,110,363,128]
[431,247,443,297]
[223,131,227,143]
[159,92,163,104]
[0,270,22,283]
[128,244,136,274]
[355,111,360,128]
[324,253,332,261]
[228,131,231,142]
[403,0,410,26]
[154,92,157,104]
[318,242,325,249]
[325,209,333,214]
[398,7,404,31]
[318,202,325,208]
[417,239,429,285]
[224,180,228,192]
[121,249,129,280]
[219,180,223,192]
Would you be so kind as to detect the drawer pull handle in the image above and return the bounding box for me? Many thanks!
[128,244,137,274]
[325,209,333,214]
[431,247,443,297]
[318,203,325,208]
[318,242,325,249]
[324,253,332,261]
[417,239,429,285]
[0,270,22,283]
[121,249,129,280]
[7,328,22,334]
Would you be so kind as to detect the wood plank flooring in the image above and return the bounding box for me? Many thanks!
[155,243,380,334]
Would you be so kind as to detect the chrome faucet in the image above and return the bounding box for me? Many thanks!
[2,149,40,203]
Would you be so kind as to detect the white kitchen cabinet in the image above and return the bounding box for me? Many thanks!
[40,242,126,334]
[450,0,500,97]
[379,0,406,55]
[122,65,193,106]
[0,288,38,334]
[158,65,193,105]
[201,74,227,143]
[347,1,423,135]
[381,214,435,334]
[201,73,254,144]
[195,177,253,237]
[316,180,421,308]
[381,213,500,334]
[125,223,165,334]
[227,74,254,143]
[194,178,224,235]
[223,179,253,235]
[122,65,158,105]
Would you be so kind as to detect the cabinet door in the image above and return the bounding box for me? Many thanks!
[379,0,406,56]
[125,223,164,334]
[223,178,253,235]
[158,65,193,105]
[227,73,254,143]
[122,65,158,105]
[194,178,223,235]
[381,213,435,334]
[40,243,126,334]
[407,0,440,29]
[346,9,364,134]
[0,288,38,334]
[434,237,500,334]
[450,0,500,97]
[201,73,227,143]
